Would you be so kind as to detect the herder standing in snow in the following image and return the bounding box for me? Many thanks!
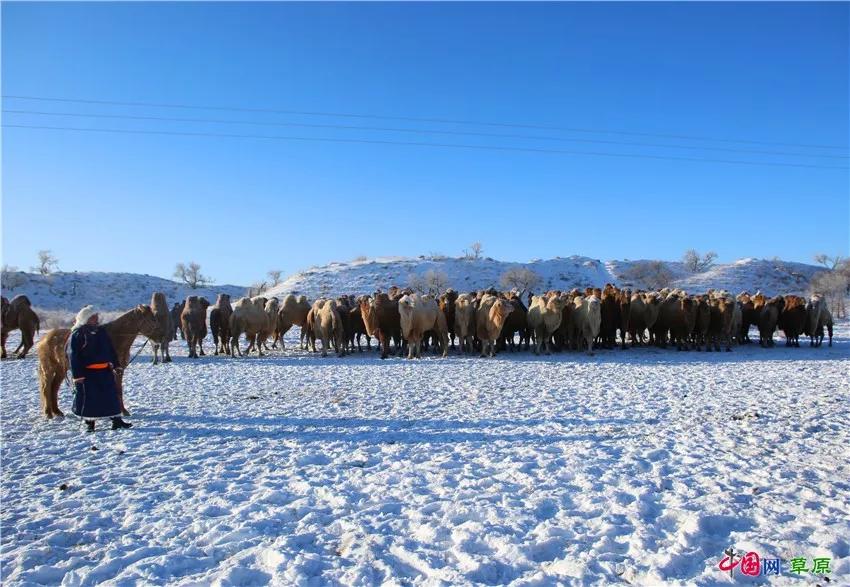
[70,305,133,431]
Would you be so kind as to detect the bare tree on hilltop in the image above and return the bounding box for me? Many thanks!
[409,269,449,296]
[814,253,845,270]
[1,265,26,290]
[500,267,542,296]
[174,261,213,289]
[268,269,283,286]
[31,250,59,276]
[682,249,717,273]
[622,261,673,289]
[810,253,850,318]
[248,281,269,297]
[463,242,484,260]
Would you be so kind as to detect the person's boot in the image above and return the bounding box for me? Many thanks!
[111,417,133,430]
[86,420,96,433]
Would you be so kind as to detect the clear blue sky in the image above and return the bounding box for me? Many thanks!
[3,2,848,285]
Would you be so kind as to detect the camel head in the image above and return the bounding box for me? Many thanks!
[134,304,160,339]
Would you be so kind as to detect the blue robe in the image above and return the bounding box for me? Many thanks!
[70,325,122,419]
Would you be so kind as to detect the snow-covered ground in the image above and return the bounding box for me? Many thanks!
[267,256,822,300]
[2,324,848,585]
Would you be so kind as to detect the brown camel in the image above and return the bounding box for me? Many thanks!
[1,295,40,359]
[36,304,158,419]
[149,292,173,364]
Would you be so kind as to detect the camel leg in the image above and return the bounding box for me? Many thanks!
[51,375,64,418]
[40,374,52,419]
[115,372,131,417]
[0,329,7,359]
[18,330,34,359]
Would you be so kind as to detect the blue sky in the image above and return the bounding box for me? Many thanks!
[2,2,848,285]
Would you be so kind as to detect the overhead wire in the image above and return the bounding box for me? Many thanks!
[4,94,847,151]
[4,123,848,170]
[4,108,847,160]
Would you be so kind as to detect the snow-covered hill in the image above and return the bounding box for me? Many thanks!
[0,271,245,312]
[267,255,822,299]
[0,256,823,319]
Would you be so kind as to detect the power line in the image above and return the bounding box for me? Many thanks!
[4,94,847,151]
[5,123,848,170]
[5,108,846,160]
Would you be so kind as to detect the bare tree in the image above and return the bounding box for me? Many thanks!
[463,242,484,260]
[500,266,542,296]
[409,270,449,296]
[682,249,717,273]
[814,253,845,270]
[267,269,283,286]
[31,250,59,276]
[622,261,673,289]
[837,258,850,292]
[247,281,269,297]
[174,261,213,289]
[810,270,848,319]
[1,265,26,290]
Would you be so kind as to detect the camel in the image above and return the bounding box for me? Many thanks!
[527,294,566,355]
[757,296,784,348]
[438,289,459,349]
[476,295,514,357]
[253,297,279,352]
[36,304,158,419]
[454,293,476,354]
[778,295,806,347]
[573,295,602,355]
[359,294,402,359]
[346,300,371,352]
[500,293,530,352]
[1,295,40,359]
[170,301,185,341]
[805,295,833,347]
[149,292,173,364]
[398,293,449,359]
[692,296,711,351]
[707,295,735,352]
[181,296,210,358]
[275,294,311,350]
[210,294,233,355]
[229,297,268,357]
[313,299,345,357]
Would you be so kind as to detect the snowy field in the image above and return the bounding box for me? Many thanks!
[2,326,849,586]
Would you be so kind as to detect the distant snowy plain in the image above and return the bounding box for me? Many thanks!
[2,322,848,585]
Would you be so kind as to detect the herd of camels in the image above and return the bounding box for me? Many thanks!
[0,284,838,420]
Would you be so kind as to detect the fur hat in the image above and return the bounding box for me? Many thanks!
[73,305,99,330]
